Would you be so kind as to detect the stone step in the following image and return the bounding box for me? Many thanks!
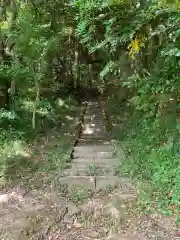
[82,123,104,128]
[77,139,110,146]
[84,116,102,120]
[87,101,99,106]
[58,176,95,189]
[58,176,120,190]
[81,134,107,140]
[63,166,116,176]
[82,122,104,129]
[84,114,103,118]
[82,126,104,131]
[84,108,101,113]
[83,118,104,123]
[96,176,120,190]
[72,158,117,164]
[82,126,106,131]
[71,163,117,172]
[85,114,102,119]
[72,151,115,159]
[81,131,106,138]
[88,106,101,110]
[83,116,102,121]
[83,113,103,118]
[73,145,113,152]
[80,135,110,141]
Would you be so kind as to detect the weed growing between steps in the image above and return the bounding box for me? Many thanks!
[108,95,180,225]
[69,186,93,203]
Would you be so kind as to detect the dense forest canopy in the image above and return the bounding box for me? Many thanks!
[0,0,179,103]
[0,0,179,222]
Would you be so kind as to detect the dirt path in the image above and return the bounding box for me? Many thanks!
[0,100,179,240]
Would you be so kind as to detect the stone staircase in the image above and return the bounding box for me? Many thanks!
[58,101,120,191]
[55,101,179,240]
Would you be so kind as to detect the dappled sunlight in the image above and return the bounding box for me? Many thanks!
[83,123,94,135]
[88,102,98,106]
[64,132,74,137]
[0,0,178,236]
[21,100,34,112]
[96,128,104,132]
[0,191,25,204]
[21,100,50,117]
[55,98,65,107]
[13,141,31,158]
[82,120,105,136]
[37,108,49,116]
[0,193,9,204]
[1,140,31,159]
[22,98,72,119]
[65,115,74,121]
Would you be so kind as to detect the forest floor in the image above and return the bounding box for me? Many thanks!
[0,97,179,240]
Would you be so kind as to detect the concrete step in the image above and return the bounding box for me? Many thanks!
[83,120,102,126]
[70,163,117,176]
[72,151,115,159]
[83,114,103,118]
[71,163,117,173]
[80,135,110,141]
[87,101,99,106]
[82,126,106,132]
[83,115,103,120]
[58,176,95,189]
[81,131,106,138]
[77,139,110,146]
[73,145,113,152]
[84,109,102,114]
[72,158,117,164]
[82,125,104,131]
[63,166,116,176]
[96,176,120,190]
[58,176,120,191]
[82,123,104,128]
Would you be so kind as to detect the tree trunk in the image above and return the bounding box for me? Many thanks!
[32,80,40,129]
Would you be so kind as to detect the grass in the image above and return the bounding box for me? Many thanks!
[0,90,80,189]
[88,163,97,176]
[69,186,92,203]
[108,93,180,224]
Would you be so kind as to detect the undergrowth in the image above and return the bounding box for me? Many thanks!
[0,90,79,189]
[108,95,180,224]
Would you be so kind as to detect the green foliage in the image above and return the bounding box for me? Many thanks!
[69,186,92,203]
[75,0,180,218]
[0,93,79,185]
[109,94,179,220]
[0,0,179,221]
